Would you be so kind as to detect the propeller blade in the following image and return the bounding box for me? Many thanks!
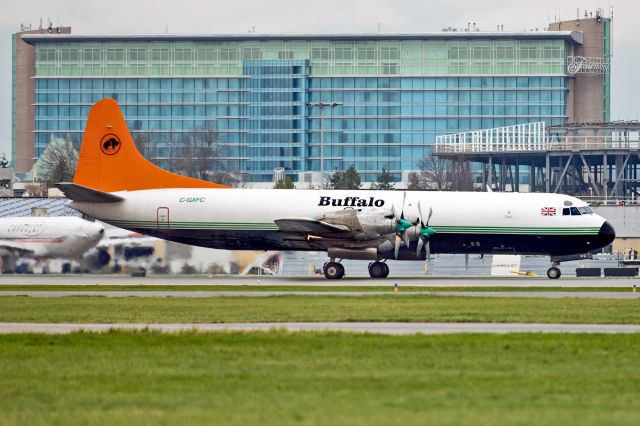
[403,230,410,248]
[400,192,406,219]
[416,238,424,258]
[426,240,431,264]
[417,201,424,225]
[394,235,401,259]
[427,206,433,226]
[464,253,469,270]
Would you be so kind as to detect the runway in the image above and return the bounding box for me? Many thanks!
[0,274,637,287]
[2,322,640,335]
[0,290,638,299]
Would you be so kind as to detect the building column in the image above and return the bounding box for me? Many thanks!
[529,163,535,192]
[488,155,493,190]
[545,154,550,193]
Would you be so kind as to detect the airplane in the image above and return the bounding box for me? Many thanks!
[0,216,104,272]
[57,99,616,280]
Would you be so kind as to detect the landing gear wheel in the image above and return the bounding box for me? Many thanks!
[368,261,389,278]
[547,266,561,280]
[323,262,345,279]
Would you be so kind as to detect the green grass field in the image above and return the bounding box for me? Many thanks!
[1,332,638,425]
[1,295,639,324]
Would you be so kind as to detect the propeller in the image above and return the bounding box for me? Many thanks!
[415,201,437,261]
[393,192,415,259]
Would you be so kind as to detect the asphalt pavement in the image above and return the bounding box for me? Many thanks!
[0,290,638,298]
[0,274,639,287]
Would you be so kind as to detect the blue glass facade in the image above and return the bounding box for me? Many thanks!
[35,74,567,182]
[26,35,578,183]
[35,77,247,172]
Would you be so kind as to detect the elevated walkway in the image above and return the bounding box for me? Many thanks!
[434,122,640,198]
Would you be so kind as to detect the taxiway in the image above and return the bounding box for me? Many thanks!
[2,322,640,335]
[0,274,637,287]
[0,290,637,299]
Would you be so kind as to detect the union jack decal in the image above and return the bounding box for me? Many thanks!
[541,207,556,216]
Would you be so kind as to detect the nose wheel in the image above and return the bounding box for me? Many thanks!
[368,261,389,278]
[323,261,345,279]
[547,264,561,279]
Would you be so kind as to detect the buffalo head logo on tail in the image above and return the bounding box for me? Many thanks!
[100,134,121,155]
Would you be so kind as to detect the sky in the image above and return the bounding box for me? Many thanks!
[1,0,639,158]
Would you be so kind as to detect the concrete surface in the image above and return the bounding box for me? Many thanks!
[1,274,639,287]
[2,322,640,335]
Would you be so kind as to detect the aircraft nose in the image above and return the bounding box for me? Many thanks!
[596,221,616,248]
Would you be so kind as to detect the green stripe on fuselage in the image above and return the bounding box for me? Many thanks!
[106,220,600,235]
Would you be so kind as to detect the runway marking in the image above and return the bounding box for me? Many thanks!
[0,291,638,299]
[1,322,640,335]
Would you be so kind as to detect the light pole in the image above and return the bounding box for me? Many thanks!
[306,101,342,188]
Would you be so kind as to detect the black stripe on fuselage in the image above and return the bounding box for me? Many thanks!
[122,228,608,258]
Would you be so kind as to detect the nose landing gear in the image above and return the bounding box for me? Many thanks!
[547,263,561,279]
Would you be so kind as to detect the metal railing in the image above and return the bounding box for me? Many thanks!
[579,196,640,207]
[435,122,640,154]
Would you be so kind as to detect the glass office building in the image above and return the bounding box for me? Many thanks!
[15,28,609,184]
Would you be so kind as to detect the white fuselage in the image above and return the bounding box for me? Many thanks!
[0,216,104,259]
[69,189,613,259]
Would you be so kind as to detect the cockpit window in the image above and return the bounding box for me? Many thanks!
[570,207,581,216]
[562,208,570,216]
[578,206,593,215]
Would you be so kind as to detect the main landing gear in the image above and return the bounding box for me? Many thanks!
[323,259,345,280]
[547,263,561,279]
[322,259,390,279]
[368,261,389,278]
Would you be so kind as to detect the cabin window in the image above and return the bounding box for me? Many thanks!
[562,208,570,216]
[570,207,581,215]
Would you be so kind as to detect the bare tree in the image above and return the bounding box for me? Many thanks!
[133,132,157,161]
[408,155,474,191]
[137,123,244,187]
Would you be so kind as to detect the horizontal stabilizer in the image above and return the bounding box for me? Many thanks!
[56,183,124,203]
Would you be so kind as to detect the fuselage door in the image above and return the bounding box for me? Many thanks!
[157,207,170,230]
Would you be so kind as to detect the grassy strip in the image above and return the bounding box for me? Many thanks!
[0,284,633,292]
[0,295,639,324]
[0,332,638,425]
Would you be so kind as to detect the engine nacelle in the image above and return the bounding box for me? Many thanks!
[356,210,396,236]
[328,247,378,260]
[376,238,426,260]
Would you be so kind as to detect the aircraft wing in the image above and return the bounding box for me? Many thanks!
[0,241,35,257]
[274,218,351,238]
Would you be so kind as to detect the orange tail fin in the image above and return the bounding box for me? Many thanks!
[73,98,229,191]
